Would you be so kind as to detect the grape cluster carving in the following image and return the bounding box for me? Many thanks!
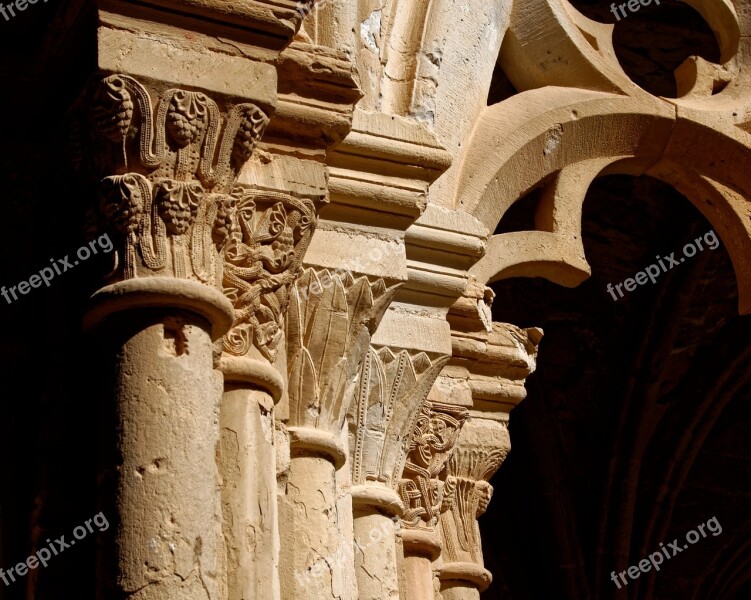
[156,181,203,236]
[166,91,209,147]
[93,77,134,143]
[100,175,145,236]
[232,107,268,164]
[213,194,238,248]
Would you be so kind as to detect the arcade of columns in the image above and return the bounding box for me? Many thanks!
[58,0,751,597]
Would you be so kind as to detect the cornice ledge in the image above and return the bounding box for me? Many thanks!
[132,0,310,43]
[401,205,489,305]
[331,110,453,181]
[436,311,542,411]
[450,326,540,373]
[268,42,362,148]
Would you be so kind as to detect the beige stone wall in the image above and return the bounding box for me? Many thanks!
[7,0,750,598]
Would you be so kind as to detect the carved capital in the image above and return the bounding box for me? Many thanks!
[285,269,400,444]
[348,346,449,500]
[222,190,316,362]
[438,418,510,592]
[398,401,468,534]
[79,75,270,288]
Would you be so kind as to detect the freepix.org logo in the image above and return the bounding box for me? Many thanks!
[610,516,722,589]
[1,234,114,306]
[0,0,52,22]
[610,0,662,21]
[0,512,109,587]
[606,230,720,301]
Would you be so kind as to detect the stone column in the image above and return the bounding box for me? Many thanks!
[66,2,359,596]
[275,107,452,600]
[438,419,509,600]
[279,270,400,600]
[322,113,455,600]
[215,23,361,600]
[351,496,401,600]
[89,292,231,598]
[218,363,283,600]
[348,346,449,600]
[217,189,317,600]
[368,199,488,600]
[78,69,273,596]
[431,292,541,599]
[398,401,468,600]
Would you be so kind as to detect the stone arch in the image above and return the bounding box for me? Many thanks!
[454,0,751,313]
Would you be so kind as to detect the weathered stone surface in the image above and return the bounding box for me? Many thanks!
[2,0,751,599]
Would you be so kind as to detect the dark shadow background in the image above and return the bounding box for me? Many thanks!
[0,2,103,598]
[481,175,751,600]
[481,3,751,598]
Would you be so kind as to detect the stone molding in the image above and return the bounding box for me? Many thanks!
[122,0,316,45]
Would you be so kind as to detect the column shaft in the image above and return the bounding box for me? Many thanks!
[103,310,223,598]
[402,554,435,600]
[220,386,279,600]
[279,450,341,600]
[440,583,480,600]
[353,509,400,600]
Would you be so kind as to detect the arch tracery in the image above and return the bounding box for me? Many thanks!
[458,0,751,313]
